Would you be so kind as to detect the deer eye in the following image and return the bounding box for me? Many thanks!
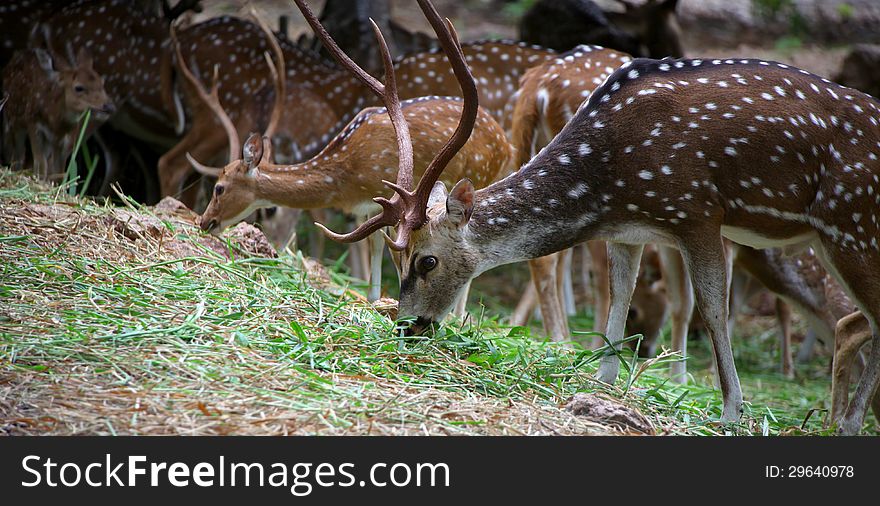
[74,84,85,93]
[418,256,438,273]
[214,185,224,196]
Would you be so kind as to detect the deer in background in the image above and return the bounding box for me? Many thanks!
[506,45,681,350]
[361,47,880,433]
[182,6,512,303]
[160,12,553,203]
[833,311,880,429]
[38,0,198,149]
[2,47,114,179]
[628,245,839,379]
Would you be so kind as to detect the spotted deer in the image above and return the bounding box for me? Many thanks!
[2,47,114,179]
[629,245,839,378]
[186,4,512,303]
[38,0,192,149]
[287,0,502,306]
[160,13,553,203]
[354,50,880,433]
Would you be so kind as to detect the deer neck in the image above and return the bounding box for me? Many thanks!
[466,135,609,274]
[254,156,353,211]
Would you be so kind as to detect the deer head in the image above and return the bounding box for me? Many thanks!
[196,133,271,232]
[171,10,285,233]
[49,47,115,121]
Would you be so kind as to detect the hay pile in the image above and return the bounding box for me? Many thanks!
[0,173,654,435]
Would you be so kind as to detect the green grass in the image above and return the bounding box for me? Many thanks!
[0,170,873,435]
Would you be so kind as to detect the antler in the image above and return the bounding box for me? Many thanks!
[250,7,285,142]
[292,0,477,251]
[171,24,240,166]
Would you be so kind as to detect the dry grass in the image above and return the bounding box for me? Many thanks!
[0,171,650,436]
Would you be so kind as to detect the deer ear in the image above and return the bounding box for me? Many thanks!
[446,179,474,227]
[34,49,56,74]
[427,181,448,208]
[241,133,263,173]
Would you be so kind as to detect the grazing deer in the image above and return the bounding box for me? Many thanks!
[2,47,114,179]
[629,245,840,380]
[287,0,509,305]
[184,7,511,303]
[353,47,880,433]
[160,12,553,203]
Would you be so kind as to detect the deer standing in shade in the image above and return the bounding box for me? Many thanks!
[3,47,114,179]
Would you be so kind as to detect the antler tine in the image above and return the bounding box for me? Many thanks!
[292,0,416,244]
[409,0,478,221]
[250,7,285,143]
[171,24,240,162]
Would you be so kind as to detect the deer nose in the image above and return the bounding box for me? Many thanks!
[403,316,433,336]
[200,217,218,233]
[101,102,116,115]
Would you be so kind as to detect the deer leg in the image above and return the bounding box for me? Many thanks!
[27,125,48,180]
[510,280,538,327]
[727,268,752,339]
[587,240,610,339]
[528,254,569,341]
[452,279,471,318]
[596,243,643,384]
[797,330,819,364]
[776,298,794,379]
[841,324,880,435]
[158,126,226,206]
[681,236,743,423]
[367,229,384,302]
[560,247,576,316]
[308,209,329,259]
[659,245,693,383]
[813,243,880,435]
[830,311,872,425]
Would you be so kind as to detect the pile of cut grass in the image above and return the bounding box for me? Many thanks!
[0,170,866,435]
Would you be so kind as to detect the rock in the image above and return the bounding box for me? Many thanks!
[108,209,165,241]
[564,392,654,434]
[373,297,399,320]
[833,44,880,99]
[153,196,194,217]
[226,222,278,259]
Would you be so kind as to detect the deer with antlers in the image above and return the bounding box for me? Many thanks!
[2,47,114,179]
[187,1,512,303]
[160,11,554,204]
[346,40,880,432]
